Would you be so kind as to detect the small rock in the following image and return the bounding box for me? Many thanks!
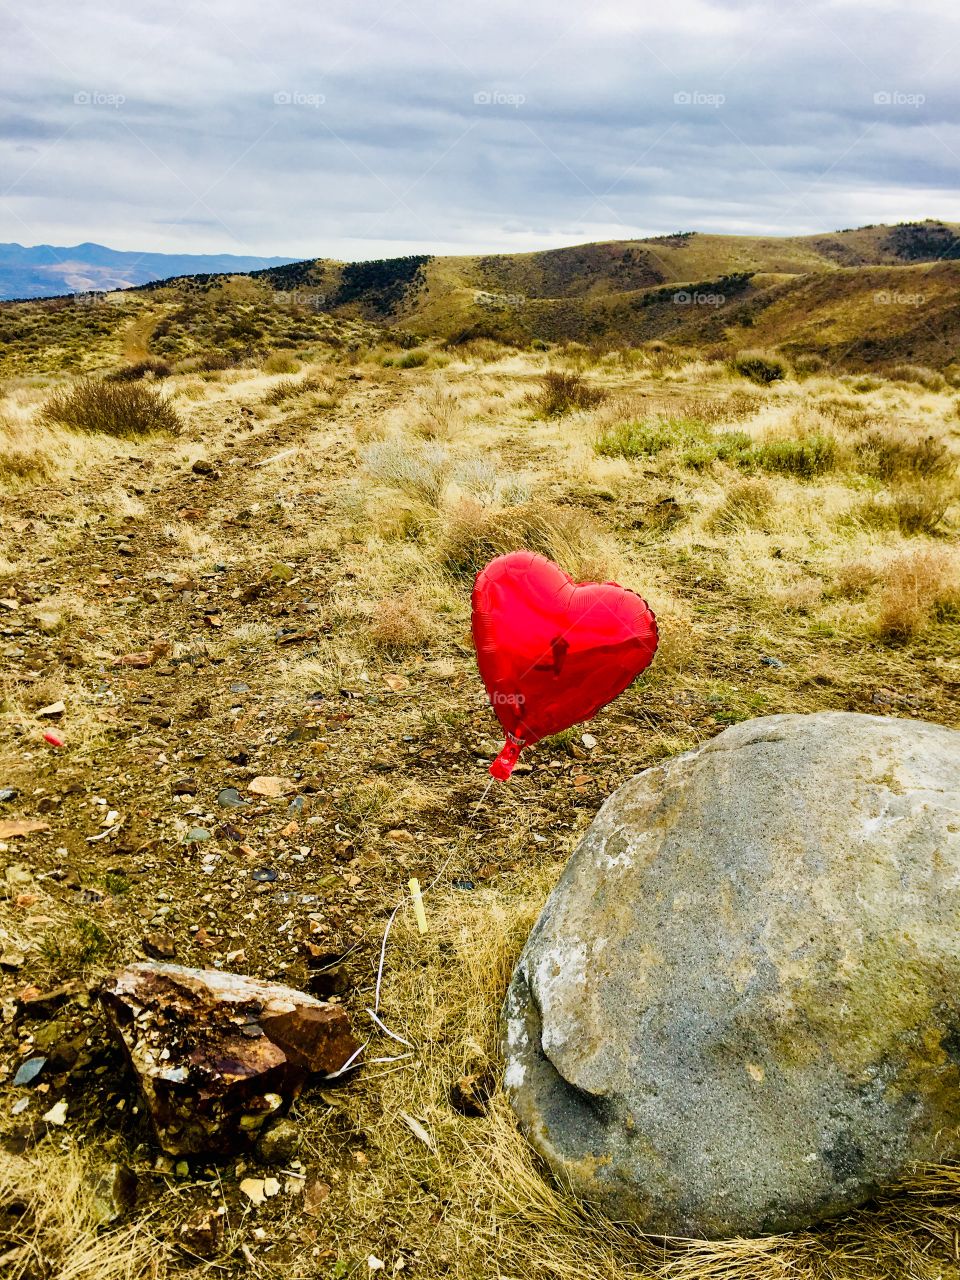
[143,932,177,960]
[36,700,66,718]
[171,777,198,796]
[255,1117,299,1164]
[251,867,277,883]
[760,655,785,669]
[185,827,212,843]
[240,1177,266,1206]
[179,1208,223,1258]
[15,979,84,1018]
[0,948,25,969]
[269,563,295,582]
[191,458,218,477]
[248,776,296,798]
[42,1099,68,1125]
[581,732,597,750]
[13,1056,46,1086]
[0,788,19,803]
[228,681,250,694]
[216,787,247,809]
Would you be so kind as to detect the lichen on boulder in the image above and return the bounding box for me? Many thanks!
[504,712,960,1238]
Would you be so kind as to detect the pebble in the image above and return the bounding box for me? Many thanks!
[251,867,277,883]
[217,787,247,809]
[760,655,785,669]
[143,932,177,960]
[171,777,198,796]
[0,788,17,803]
[228,681,250,694]
[185,827,212,843]
[13,1056,46,1086]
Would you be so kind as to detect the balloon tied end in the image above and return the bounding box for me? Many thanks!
[489,736,523,780]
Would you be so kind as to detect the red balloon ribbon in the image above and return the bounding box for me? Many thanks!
[471,551,658,779]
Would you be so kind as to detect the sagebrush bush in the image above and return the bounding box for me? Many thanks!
[730,350,788,385]
[858,480,957,535]
[854,428,954,481]
[41,377,182,437]
[530,370,605,417]
[106,358,172,382]
[363,438,451,505]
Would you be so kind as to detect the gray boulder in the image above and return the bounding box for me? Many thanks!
[503,712,960,1238]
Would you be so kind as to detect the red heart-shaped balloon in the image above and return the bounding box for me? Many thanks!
[472,551,658,779]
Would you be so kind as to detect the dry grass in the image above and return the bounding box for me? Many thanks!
[529,370,606,417]
[439,496,620,581]
[369,590,432,653]
[873,546,960,640]
[0,1145,165,1279]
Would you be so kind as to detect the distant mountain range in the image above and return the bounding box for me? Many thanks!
[0,242,295,300]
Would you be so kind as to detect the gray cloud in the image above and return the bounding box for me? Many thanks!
[1,0,958,257]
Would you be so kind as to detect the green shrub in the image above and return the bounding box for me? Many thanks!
[530,370,605,417]
[730,350,788,385]
[682,431,755,470]
[595,418,684,458]
[754,433,838,477]
[394,350,430,369]
[42,377,182,437]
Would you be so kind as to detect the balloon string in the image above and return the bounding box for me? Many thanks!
[468,775,495,824]
[367,774,500,1055]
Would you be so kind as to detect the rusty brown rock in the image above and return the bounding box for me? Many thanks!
[99,962,359,1156]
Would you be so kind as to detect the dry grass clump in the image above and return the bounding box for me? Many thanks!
[262,349,301,374]
[41,378,181,438]
[0,411,56,485]
[369,590,432,654]
[857,480,956,535]
[363,438,452,505]
[439,497,619,581]
[410,386,463,440]
[885,363,946,392]
[729,349,788,385]
[0,1145,165,1279]
[873,546,960,640]
[707,477,774,532]
[105,358,172,382]
[529,370,605,417]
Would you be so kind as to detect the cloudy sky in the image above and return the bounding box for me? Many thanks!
[2,0,959,261]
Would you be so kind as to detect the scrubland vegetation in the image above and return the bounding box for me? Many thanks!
[0,320,958,1280]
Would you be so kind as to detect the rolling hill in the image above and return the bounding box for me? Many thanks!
[2,220,960,373]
